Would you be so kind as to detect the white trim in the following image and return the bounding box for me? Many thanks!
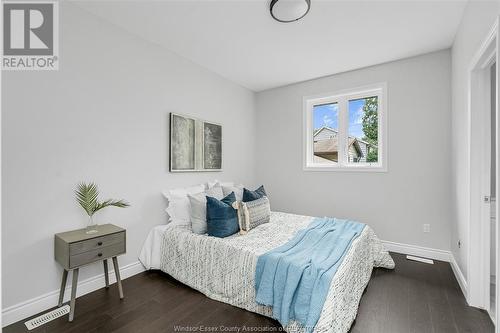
[466,17,499,318]
[382,240,451,262]
[303,82,387,172]
[450,255,469,300]
[1,261,145,327]
[495,19,500,331]
[302,165,388,173]
[382,241,468,300]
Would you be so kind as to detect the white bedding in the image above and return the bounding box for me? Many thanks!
[139,224,170,269]
[139,212,394,333]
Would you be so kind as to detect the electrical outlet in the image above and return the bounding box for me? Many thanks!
[423,224,430,233]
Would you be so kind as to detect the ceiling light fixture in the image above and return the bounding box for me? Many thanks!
[270,0,311,23]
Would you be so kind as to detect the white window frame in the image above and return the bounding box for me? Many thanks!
[303,82,387,172]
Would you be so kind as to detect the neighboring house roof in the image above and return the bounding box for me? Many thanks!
[313,155,336,163]
[313,127,325,136]
[314,137,340,154]
[314,126,335,137]
[313,137,362,155]
[313,126,372,147]
[350,139,363,156]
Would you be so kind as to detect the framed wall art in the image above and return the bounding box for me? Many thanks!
[169,113,222,172]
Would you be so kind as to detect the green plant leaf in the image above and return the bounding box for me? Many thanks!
[75,182,130,217]
[75,182,98,216]
[94,199,130,213]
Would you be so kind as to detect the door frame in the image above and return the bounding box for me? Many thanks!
[467,16,499,328]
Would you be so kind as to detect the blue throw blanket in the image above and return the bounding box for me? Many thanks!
[255,217,365,331]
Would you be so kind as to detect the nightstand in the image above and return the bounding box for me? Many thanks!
[54,224,126,321]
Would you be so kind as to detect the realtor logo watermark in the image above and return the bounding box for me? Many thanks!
[2,1,59,70]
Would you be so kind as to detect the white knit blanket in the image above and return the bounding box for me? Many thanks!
[160,212,394,333]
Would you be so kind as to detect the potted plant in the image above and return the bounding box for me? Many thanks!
[75,182,130,234]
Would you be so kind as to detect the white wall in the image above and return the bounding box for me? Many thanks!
[1,2,256,319]
[256,50,451,251]
[451,0,500,281]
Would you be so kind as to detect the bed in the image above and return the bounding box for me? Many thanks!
[139,211,394,333]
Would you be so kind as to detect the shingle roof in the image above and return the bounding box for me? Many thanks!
[314,126,338,136]
[313,126,373,147]
[313,155,337,164]
[313,137,357,154]
[314,137,339,153]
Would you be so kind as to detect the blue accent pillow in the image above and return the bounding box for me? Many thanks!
[206,192,239,238]
[242,185,267,202]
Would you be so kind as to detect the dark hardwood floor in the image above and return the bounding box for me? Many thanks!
[4,253,494,333]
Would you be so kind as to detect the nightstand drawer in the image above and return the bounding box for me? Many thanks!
[70,242,125,268]
[69,232,125,255]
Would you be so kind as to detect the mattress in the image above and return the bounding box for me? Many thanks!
[139,212,394,333]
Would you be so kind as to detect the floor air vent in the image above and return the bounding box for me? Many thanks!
[406,255,434,264]
[24,305,70,330]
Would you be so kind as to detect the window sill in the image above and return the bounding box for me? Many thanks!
[303,165,387,172]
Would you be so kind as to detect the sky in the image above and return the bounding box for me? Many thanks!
[313,99,367,139]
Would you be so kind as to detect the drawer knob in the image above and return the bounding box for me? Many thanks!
[98,253,103,257]
[97,242,103,246]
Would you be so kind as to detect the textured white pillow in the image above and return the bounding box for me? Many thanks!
[188,186,224,234]
[207,180,235,189]
[221,184,244,201]
[206,180,221,189]
[162,184,205,227]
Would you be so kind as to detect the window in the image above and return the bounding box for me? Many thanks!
[303,83,386,171]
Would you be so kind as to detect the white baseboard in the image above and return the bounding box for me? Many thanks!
[450,255,468,299]
[382,240,451,262]
[382,240,468,300]
[1,260,145,327]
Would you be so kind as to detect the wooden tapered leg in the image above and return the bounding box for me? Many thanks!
[112,256,124,299]
[103,259,109,289]
[58,269,68,307]
[69,268,79,322]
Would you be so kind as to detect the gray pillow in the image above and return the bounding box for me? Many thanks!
[188,186,223,234]
[234,196,271,234]
[222,184,244,201]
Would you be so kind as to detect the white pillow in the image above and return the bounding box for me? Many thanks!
[162,184,205,227]
[221,184,244,201]
[206,180,221,189]
[188,186,224,234]
[207,180,235,189]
